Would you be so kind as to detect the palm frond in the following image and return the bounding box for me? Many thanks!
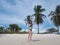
[40,14,46,18]
[40,9,45,12]
[48,11,55,16]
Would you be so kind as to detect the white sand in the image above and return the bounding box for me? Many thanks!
[0,34,60,45]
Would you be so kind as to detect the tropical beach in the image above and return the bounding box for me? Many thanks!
[0,0,60,45]
[0,34,60,45]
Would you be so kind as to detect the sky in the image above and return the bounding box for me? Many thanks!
[0,0,60,33]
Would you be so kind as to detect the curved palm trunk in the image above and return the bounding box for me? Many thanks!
[37,24,39,34]
[56,15,59,34]
[57,26,59,34]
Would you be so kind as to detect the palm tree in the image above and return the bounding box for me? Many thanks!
[0,26,5,33]
[33,5,46,34]
[0,26,4,30]
[49,5,60,34]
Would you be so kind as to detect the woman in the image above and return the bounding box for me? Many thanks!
[28,20,32,41]
[25,15,33,40]
[26,15,33,41]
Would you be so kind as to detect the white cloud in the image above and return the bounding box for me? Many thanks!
[0,13,25,25]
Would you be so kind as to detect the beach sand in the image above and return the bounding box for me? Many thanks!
[0,34,60,45]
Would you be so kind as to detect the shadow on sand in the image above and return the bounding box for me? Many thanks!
[32,40,40,42]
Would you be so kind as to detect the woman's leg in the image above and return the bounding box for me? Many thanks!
[28,27,32,41]
[28,30,30,39]
[30,31,32,40]
[29,27,32,40]
[28,31,32,40]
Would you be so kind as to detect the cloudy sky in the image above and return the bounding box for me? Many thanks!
[0,0,60,33]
